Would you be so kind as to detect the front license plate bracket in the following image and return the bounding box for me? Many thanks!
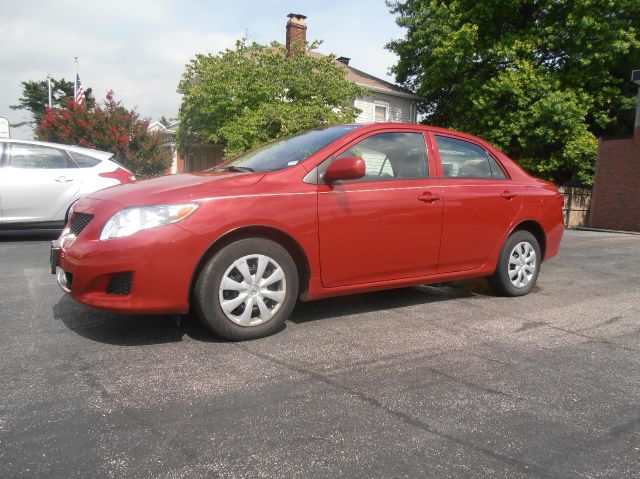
[50,241,61,274]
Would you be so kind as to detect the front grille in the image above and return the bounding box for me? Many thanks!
[106,272,133,295]
[69,213,94,236]
[64,271,74,288]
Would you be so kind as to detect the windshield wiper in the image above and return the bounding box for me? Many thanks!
[216,165,255,173]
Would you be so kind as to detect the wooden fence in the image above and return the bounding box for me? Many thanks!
[558,186,592,228]
[181,144,226,172]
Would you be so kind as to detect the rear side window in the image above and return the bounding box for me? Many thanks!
[487,153,507,179]
[69,151,101,168]
[435,135,507,179]
[9,144,75,169]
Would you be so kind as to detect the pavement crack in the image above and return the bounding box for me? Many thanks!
[405,366,515,398]
[547,325,639,353]
[237,345,549,478]
[516,321,547,333]
[575,315,623,332]
[607,416,640,439]
[468,352,513,367]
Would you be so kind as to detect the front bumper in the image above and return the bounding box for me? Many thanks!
[52,197,211,314]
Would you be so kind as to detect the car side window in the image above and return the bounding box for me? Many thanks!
[68,151,101,168]
[487,152,507,179]
[435,135,506,179]
[336,132,429,182]
[9,144,75,169]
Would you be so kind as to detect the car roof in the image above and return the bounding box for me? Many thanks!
[356,122,491,144]
[2,138,114,161]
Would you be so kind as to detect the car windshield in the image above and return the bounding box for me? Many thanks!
[218,125,361,173]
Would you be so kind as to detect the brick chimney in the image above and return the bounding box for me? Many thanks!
[286,13,307,57]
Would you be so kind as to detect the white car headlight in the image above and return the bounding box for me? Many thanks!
[100,204,199,240]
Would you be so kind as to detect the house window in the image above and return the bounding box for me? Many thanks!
[374,103,388,122]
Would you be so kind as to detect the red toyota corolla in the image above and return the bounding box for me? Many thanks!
[51,123,564,340]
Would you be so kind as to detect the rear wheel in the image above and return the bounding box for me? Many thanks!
[487,230,541,296]
[194,238,298,340]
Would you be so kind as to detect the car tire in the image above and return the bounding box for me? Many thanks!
[194,238,299,340]
[487,230,541,297]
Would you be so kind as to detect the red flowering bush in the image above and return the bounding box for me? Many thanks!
[38,91,171,177]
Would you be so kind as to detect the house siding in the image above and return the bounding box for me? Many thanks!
[354,93,416,124]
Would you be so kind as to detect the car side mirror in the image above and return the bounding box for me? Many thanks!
[324,157,366,182]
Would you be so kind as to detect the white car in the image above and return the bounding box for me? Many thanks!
[0,139,135,228]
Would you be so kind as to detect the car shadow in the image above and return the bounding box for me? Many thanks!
[289,280,490,324]
[52,296,224,346]
[53,278,492,346]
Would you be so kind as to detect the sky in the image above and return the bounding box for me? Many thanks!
[1,0,407,139]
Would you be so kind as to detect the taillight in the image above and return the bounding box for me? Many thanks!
[99,167,136,183]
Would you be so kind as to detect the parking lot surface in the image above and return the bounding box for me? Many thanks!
[1,230,639,478]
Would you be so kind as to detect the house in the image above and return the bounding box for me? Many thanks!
[286,13,420,124]
[155,13,420,174]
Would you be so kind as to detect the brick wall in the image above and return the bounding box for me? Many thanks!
[590,127,640,232]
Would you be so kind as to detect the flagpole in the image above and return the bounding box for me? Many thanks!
[47,74,52,109]
[74,56,78,102]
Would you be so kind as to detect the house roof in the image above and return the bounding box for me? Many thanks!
[148,121,179,135]
[304,49,420,100]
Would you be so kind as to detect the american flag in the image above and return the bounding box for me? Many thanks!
[75,72,85,106]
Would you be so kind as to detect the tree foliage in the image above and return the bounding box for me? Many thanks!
[37,91,171,177]
[10,78,95,128]
[177,40,366,157]
[387,0,640,185]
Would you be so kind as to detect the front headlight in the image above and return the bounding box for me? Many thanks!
[100,203,199,240]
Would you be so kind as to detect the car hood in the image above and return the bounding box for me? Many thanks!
[88,171,265,206]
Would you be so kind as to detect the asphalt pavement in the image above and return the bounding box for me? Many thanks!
[0,230,639,478]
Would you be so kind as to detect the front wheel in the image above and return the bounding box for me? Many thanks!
[487,230,541,296]
[194,238,298,340]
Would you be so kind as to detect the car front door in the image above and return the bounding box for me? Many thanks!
[0,143,83,223]
[431,133,524,273]
[317,130,443,287]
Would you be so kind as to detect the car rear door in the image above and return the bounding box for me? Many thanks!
[0,143,83,223]
[317,129,443,287]
[431,133,524,273]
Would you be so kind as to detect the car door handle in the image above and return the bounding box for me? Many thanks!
[418,192,441,203]
[54,176,74,183]
[501,191,517,199]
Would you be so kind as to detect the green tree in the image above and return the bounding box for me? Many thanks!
[387,0,640,185]
[177,40,365,157]
[10,78,95,128]
[37,91,171,177]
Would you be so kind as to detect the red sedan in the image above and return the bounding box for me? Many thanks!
[51,123,564,340]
